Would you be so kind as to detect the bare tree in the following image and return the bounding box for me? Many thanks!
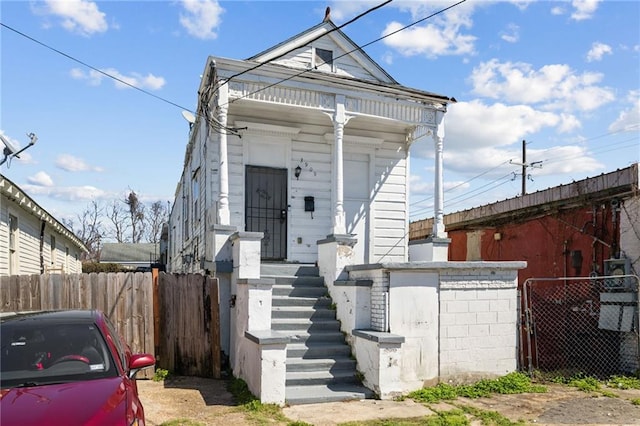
[146,200,168,243]
[125,191,146,243]
[107,199,129,243]
[61,201,104,261]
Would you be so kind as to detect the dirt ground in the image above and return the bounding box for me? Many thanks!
[138,376,640,426]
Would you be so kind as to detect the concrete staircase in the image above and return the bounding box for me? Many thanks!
[262,263,373,405]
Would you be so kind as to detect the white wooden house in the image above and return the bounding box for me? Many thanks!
[168,17,529,406]
[169,18,453,272]
[0,174,86,275]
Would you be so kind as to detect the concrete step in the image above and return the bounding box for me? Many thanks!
[272,306,336,320]
[285,384,373,405]
[271,318,341,332]
[286,369,360,386]
[261,263,319,277]
[264,275,326,286]
[287,342,352,358]
[286,356,356,372]
[272,296,331,307]
[273,285,327,298]
[287,331,346,344]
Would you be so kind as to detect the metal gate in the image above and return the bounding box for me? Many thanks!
[245,165,288,260]
[522,275,639,378]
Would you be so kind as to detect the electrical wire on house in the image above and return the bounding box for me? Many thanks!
[223,0,467,108]
[0,22,237,137]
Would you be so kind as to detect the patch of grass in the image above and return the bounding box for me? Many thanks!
[153,368,170,382]
[159,420,205,426]
[607,375,640,390]
[226,377,290,424]
[460,405,526,426]
[631,398,640,406]
[227,376,257,405]
[408,372,546,404]
[567,375,601,392]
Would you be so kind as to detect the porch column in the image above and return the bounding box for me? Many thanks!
[217,82,230,225]
[433,110,447,239]
[331,96,351,235]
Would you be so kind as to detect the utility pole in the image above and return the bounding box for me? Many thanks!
[510,140,543,195]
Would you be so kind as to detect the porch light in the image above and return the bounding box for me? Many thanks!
[294,165,302,180]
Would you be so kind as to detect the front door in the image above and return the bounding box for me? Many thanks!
[245,165,288,260]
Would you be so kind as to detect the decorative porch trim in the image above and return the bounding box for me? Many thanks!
[235,121,301,138]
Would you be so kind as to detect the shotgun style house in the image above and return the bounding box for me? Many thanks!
[168,17,527,405]
[0,174,86,275]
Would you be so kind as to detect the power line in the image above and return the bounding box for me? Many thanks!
[221,0,393,88]
[0,21,237,136]
[224,0,467,107]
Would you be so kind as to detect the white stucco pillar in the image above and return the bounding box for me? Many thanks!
[217,82,230,225]
[332,96,350,235]
[433,110,447,239]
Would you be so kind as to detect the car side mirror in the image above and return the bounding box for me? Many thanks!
[128,353,156,379]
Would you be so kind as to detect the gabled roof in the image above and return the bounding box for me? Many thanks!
[100,243,159,264]
[0,173,87,253]
[247,20,398,85]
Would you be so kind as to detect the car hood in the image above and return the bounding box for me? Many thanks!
[1,377,129,425]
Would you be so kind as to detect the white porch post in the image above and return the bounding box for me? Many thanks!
[433,110,447,239]
[332,96,350,235]
[217,82,230,225]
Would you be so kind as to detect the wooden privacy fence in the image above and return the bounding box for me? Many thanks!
[0,272,221,379]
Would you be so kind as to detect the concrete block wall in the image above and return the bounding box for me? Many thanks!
[439,268,519,381]
[349,267,388,332]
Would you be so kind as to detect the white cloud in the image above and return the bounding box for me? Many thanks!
[571,0,601,21]
[609,91,640,133]
[525,145,604,174]
[22,184,111,202]
[33,0,108,36]
[501,24,519,43]
[382,20,476,58]
[446,100,565,150]
[55,154,103,172]
[586,42,612,62]
[551,6,565,16]
[469,59,614,111]
[70,67,166,91]
[179,0,224,40]
[27,171,54,187]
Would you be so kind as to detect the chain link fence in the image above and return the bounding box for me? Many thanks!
[522,275,639,378]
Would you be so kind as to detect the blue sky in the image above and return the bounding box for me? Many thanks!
[1,0,638,227]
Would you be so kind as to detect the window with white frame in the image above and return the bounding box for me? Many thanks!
[192,168,200,223]
[314,47,333,72]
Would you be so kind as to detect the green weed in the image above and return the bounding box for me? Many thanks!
[153,368,169,382]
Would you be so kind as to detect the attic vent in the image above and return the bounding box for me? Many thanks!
[314,48,333,72]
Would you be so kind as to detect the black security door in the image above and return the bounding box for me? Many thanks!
[245,166,288,260]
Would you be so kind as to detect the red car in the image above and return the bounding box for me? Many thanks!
[1,310,155,425]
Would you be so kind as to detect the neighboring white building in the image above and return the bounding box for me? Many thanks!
[168,18,454,272]
[0,174,86,275]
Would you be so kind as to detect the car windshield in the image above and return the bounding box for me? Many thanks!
[1,318,117,389]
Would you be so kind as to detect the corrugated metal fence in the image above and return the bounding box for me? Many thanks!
[0,272,220,379]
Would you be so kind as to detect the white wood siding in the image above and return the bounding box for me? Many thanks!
[272,40,381,82]
[0,191,83,275]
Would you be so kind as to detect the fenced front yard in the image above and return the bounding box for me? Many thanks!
[0,271,221,379]
[521,275,640,378]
